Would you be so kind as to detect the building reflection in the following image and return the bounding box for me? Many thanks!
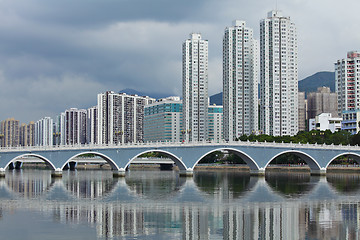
[1,171,360,239]
[62,171,118,199]
[43,201,360,239]
[5,170,54,198]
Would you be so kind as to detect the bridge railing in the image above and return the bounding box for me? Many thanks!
[0,140,359,152]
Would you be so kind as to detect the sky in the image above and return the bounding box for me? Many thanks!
[0,0,359,123]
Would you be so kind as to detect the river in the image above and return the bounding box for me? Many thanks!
[0,169,358,239]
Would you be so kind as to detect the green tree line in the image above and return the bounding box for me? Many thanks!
[237,130,360,146]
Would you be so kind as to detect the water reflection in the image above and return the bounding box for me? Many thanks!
[265,172,318,198]
[62,170,118,199]
[0,170,359,239]
[125,170,185,200]
[326,173,360,194]
[193,171,255,199]
[5,170,55,199]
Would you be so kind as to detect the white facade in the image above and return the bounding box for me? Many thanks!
[87,106,98,144]
[308,113,342,133]
[260,10,298,136]
[97,91,155,144]
[144,97,182,142]
[182,33,209,142]
[208,105,223,142]
[223,20,258,140]
[335,51,360,115]
[35,117,53,146]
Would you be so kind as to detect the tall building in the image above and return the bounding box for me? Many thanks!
[208,105,223,142]
[87,106,98,144]
[97,91,155,144]
[35,117,53,146]
[20,121,35,146]
[182,33,209,142]
[61,108,87,145]
[335,51,360,114]
[223,20,258,140]
[144,97,182,142]
[260,10,298,136]
[307,87,338,119]
[0,118,20,147]
[298,92,306,132]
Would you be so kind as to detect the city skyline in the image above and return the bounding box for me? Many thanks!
[0,0,358,123]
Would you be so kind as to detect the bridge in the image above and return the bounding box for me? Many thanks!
[0,141,360,177]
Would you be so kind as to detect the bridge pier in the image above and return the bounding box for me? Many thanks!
[310,168,327,176]
[51,168,63,178]
[250,168,265,177]
[0,168,5,178]
[113,168,126,178]
[179,169,193,177]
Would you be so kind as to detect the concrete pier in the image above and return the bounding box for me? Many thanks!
[179,169,194,177]
[51,168,63,178]
[0,168,5,178]
[250,168,265,176]
[113,169,126,178]
[310,168,327,176]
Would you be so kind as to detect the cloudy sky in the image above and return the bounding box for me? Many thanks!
[0,0,359,123]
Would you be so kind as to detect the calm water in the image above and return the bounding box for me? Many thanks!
[0,170,359,239]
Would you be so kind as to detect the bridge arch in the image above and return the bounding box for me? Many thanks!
[4,154,56,170]
[326,152,360,169]
[192,148,260,170]
[63,152,120,170]
[265,150,321,171]
[125,150,187,171]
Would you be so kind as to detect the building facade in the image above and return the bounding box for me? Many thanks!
[0,118,20,147]
[35,117,53,146]
[307,87,338,119]
[208,105,223,142]
[87,106,98,144]
[60,108,87,145]
[335,51,360,115]
[223,20,258,140]
[182,33,209,142]
[260,10,298,136]
[298,92,306,132]
[97,91,155,144]
[144,97,182,142]
[308,113,342,133]
[20,121,35,146]
[342,110,360,134]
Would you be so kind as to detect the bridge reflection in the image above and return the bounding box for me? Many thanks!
[3,170,360,202]
[265,172,318,198]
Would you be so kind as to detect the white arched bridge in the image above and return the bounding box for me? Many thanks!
[0,141,360,177]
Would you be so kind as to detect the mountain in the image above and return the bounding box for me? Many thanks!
[121,71,335,105]
[119,88,171,100]
[298,71,335,93]
[209,71,336,105]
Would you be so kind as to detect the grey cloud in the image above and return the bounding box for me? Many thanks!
[0,0,359,123]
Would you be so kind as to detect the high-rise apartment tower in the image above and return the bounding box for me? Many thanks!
[260,10,298,136]
[335,51,360,114]
[182,33,209,142]
[223,20,258,140]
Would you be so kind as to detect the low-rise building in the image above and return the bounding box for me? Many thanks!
[308,113,342,133]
